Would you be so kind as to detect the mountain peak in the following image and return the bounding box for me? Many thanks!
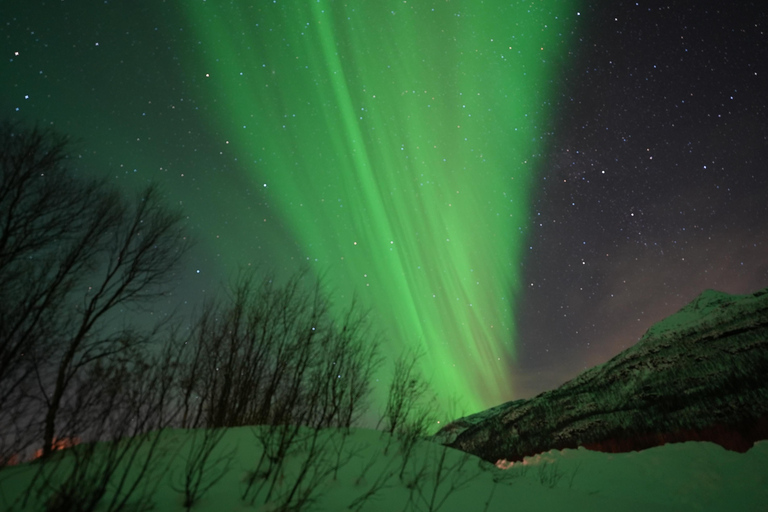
[434,286,768,463]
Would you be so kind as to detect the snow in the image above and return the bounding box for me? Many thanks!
[1,427,766,511]
[644,288,754,339]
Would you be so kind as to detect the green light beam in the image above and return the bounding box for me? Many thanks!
[181,1,575,417]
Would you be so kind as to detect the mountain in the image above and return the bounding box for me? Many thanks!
[433,287,768,464]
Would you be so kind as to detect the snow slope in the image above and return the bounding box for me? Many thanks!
[1,427,766,511]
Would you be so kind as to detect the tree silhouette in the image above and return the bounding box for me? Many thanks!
[176,268,383,432]
[0,122,190,460]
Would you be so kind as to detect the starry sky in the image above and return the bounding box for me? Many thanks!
[2,1,767,419]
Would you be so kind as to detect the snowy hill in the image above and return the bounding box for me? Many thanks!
[2,286,767,511]
[1,427,766,511]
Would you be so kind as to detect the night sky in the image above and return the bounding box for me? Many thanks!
[3,1,767,418]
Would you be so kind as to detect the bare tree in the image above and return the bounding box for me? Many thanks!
[19,336,185,512]
[380,348,433,437]
[0,122,190,460]
[0,124,112,413]
[174,268,384,509]
[177,268,382,433]
[171,426,235,512]
[0,123,116,462]
[38,182,188,457]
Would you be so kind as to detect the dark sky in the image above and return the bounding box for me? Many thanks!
[515,1,768,395]
[2,1,766,412]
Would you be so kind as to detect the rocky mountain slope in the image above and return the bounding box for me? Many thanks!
[433,287,768,464]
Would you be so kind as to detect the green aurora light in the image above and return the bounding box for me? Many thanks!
[182,1,575,416]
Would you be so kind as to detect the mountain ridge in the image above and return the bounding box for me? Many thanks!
[433,286,768,464]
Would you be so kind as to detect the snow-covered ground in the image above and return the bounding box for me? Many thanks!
[1,427,766,511]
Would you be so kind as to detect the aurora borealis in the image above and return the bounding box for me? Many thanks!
[175,1,574,413]
[3,1,767,420]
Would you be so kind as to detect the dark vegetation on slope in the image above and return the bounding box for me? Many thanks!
[0,122,456,512]
[0,124,324,509]
[435,287,768,463]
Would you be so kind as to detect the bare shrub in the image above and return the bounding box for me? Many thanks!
[171,427,235,511]
[177,269,382,432]
[406,444,480,512]
[170,268,383,509]
[18,341,183,512]
[380,348,434,438]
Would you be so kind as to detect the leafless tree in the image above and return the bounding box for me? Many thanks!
[0,122,190,460]
[174,268,384,508]
[0,123,114,458]
[37,181,188,458]
[171,426,235,512]
[380,348,433,437]
[19,337,185,512]
[177,268,382,433]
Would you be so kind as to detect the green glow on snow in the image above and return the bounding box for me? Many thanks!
[182,1,575,416]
